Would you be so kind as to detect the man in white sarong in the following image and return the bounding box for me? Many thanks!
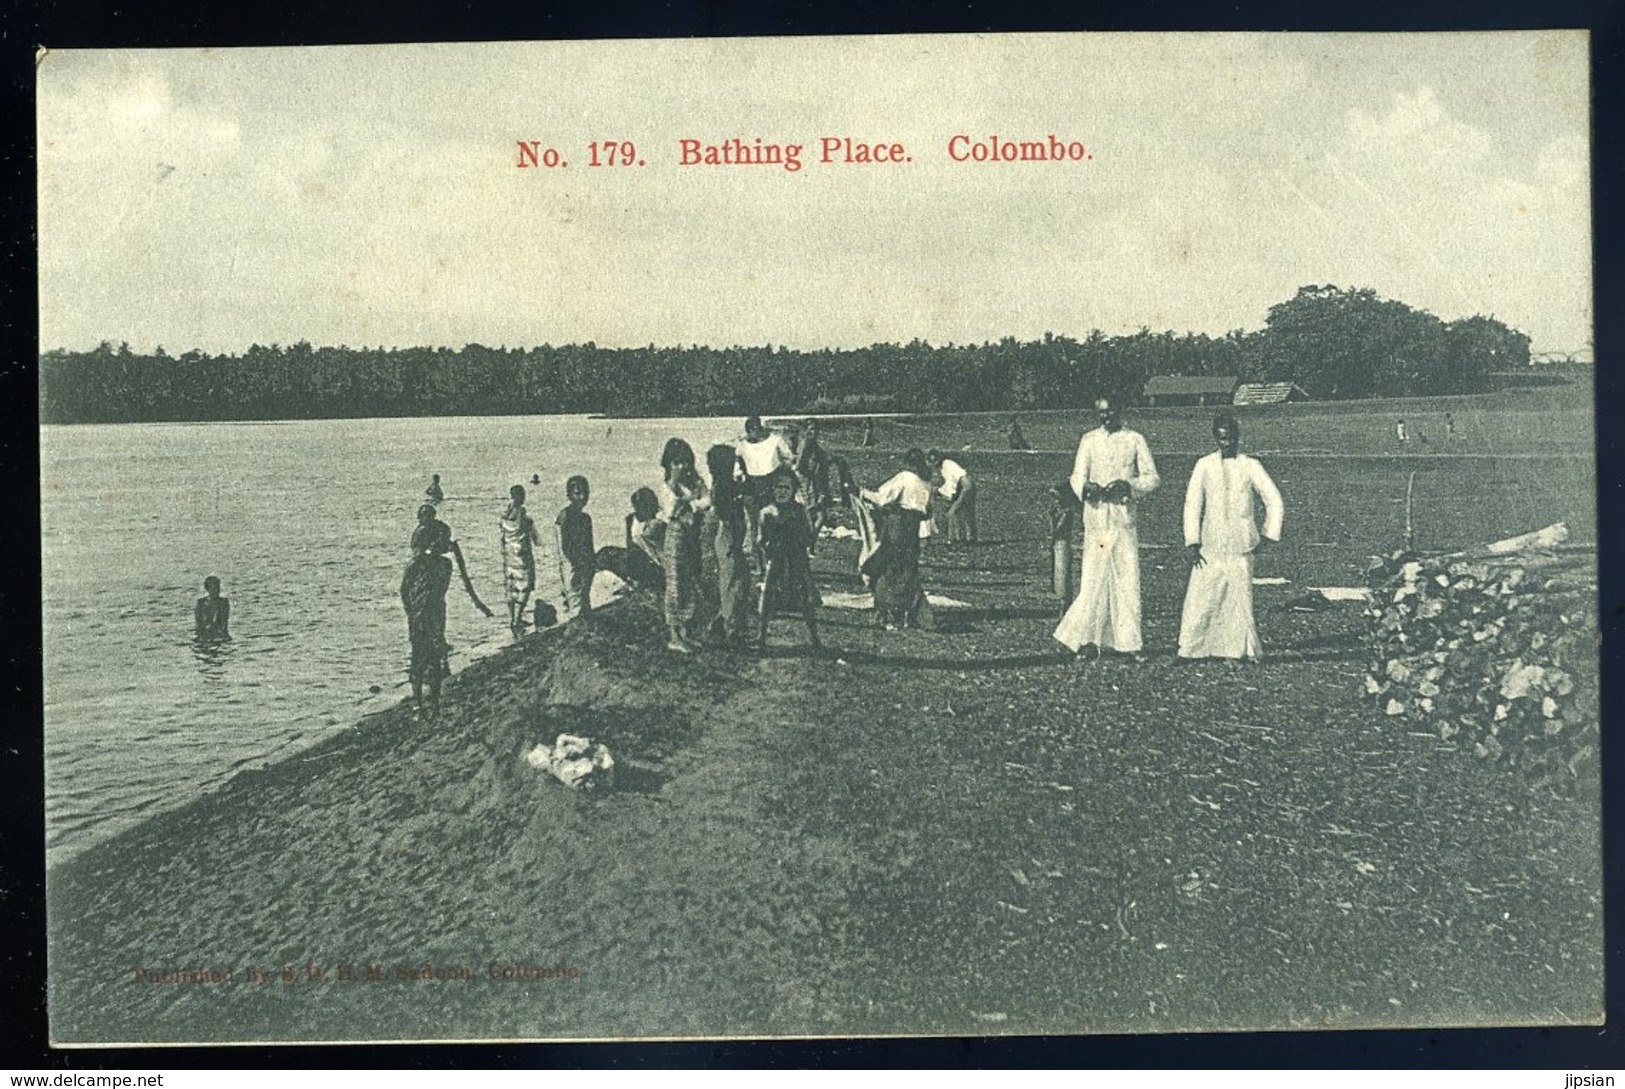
[1178,414,1284,661]
[1053,397,1159,657]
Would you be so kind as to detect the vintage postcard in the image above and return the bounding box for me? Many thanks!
[37,33,1598,1044]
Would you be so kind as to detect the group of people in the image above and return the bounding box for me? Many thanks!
[1051,398,1285,663]
[496,476,596,636]
[390,399,1286,718]
[627,420,831,654]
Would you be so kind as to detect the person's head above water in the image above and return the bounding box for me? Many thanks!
[566,475,590,505]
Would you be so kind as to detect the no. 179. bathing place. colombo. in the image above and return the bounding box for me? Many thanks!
[514,133,1094,172]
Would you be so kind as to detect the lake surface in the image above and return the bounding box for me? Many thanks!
[41,414,751,868]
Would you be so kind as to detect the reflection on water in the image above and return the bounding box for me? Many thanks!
[190,633,235,679]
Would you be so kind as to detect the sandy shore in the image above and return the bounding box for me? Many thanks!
[47,435,1601,1044]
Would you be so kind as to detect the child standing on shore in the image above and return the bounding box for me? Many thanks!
[1045,481,1081,613]
[500,485,542,637]
[554,475,596,617]
[757,470,820,649]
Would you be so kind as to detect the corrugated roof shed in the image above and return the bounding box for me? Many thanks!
[1232,382,1309,405]
[1142,375,1238,397]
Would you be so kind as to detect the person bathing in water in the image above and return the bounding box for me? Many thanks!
[195,576,230,640]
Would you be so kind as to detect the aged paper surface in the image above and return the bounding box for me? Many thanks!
[38,34,1598,1044]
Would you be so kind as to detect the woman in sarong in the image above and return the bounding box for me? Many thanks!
[705,443,751,645]
[500,484,542,636]
[756,469,821,648]
[860,448,933,630]
[658,438,711,653]
[794,419,835,543]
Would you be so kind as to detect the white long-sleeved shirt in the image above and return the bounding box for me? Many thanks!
[1069,427,1159,503]
[738,433,792,478]
[1182,451,1284,555]
[938,459,968,499]
[864,470,932,513]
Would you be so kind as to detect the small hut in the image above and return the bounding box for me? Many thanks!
[1232,381,1311,406]
[1141,375,1239,407]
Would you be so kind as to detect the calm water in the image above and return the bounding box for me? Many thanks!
[41,414,749,868]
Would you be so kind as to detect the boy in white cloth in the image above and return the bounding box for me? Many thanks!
[737,415,794,567]
[1178,414,1284,661]
[1053,397,1160,658]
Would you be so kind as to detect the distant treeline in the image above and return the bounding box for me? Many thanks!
[40,285,1531,424]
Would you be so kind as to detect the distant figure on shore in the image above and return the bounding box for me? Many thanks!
[554,475,595,617]
[861,416,876,447]
[425,473,444,505]
[1044,483,1080,613]
[705,443,751,645]
[1178,414,1284,662]
[737,415,794,568]
[194,576,230,640]
[659,438,712,653]
[757,470,821,650]
[401,520,454,720]
[500,484,542,636]
[1054,396,1159,660]
[860,448,934,631]
[1007,418,1031,450]
[1444,413,1455,442]
[1396,418,1408,444]
[928,449,977,543]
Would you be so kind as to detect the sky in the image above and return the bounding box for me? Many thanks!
[36,33,1592,357]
